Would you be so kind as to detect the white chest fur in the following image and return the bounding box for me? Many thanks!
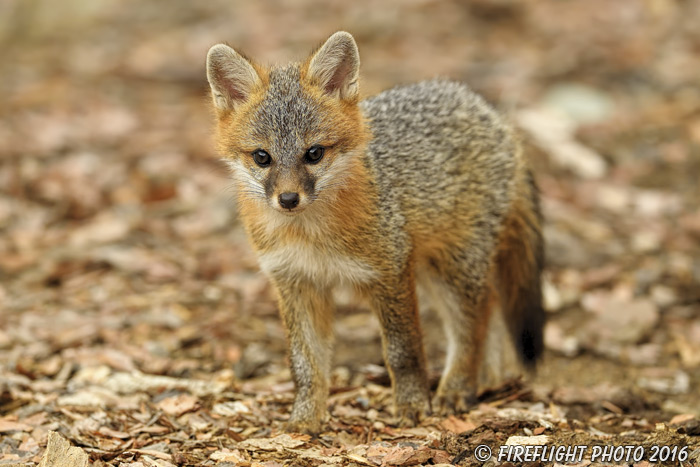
[257,242,377,287]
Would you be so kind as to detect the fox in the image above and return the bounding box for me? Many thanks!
[205,31,545,434]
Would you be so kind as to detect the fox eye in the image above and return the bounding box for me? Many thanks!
[252,149,271,167]
[304,145,325,164]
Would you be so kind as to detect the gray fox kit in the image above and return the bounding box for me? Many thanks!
[206,31,545,433]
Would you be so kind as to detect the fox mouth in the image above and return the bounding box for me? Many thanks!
[272,203,307,215]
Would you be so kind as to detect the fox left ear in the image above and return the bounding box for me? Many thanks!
[307,31,360,101]
[206,44,261,112]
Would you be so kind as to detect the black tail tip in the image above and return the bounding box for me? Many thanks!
[519,316,544,368]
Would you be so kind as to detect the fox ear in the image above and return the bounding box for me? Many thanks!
[307,31,360,101]
[206,44,260,112]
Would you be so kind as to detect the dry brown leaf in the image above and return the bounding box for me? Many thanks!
[131,425,170,435]
[669,414,695,426]
[156,393,199,416]
[209,448,249,463]
[345,452,374,465]
[505,435,550,446]
[98,426,131,439]
[439,416,477,434]
[130,449,173,461]
[142,456,177,467]
[37,431,89,467]
[238,434,309,452]
[0,419,33,433]
[105,371,227,396]
[382,446,414,465]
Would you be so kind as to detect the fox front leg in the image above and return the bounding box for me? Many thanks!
[274,279,334,434]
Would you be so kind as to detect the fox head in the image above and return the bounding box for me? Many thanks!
[206,32,369,217]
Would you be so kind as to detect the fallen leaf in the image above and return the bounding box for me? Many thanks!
[156,393,199,416]
[0,419,33,433]
[38,431,89,467]
[238,434,309,452]
[439,416,477,434]
[505,435,550,446]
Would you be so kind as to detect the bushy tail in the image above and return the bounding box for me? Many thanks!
[495,169,545,366]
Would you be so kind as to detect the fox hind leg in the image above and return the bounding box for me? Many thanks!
[479,295,521,387]
[369,267,432,425]
[421,257,495,413]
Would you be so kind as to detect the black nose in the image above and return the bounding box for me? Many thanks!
[278,192,300,209]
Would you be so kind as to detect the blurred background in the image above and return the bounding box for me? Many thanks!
[1,0,700,459]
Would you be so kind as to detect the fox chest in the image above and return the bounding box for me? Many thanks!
[257,243,377,287]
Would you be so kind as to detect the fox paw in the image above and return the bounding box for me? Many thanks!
[433,388,477,415]
[394,394,431,427]
[285,418,322,435]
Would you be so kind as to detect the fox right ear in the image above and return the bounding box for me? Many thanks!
[307,31,360,101]
[206,44,260,112]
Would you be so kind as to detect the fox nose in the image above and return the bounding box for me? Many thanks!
[278,192,300,209]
